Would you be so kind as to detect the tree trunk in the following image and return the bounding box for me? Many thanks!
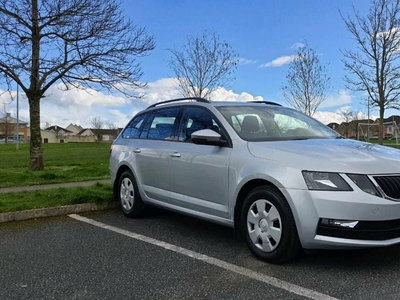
[29,96,44,170]
[28,0,43,170]
[378,106,384,145]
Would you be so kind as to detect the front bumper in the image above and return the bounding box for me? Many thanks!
[283,188,400,249]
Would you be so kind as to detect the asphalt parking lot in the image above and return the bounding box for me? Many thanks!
[1,208,400,300]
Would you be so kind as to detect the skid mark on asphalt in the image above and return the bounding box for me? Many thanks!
[69,214,338,300]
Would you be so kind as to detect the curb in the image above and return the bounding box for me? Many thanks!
[0,201,118,223]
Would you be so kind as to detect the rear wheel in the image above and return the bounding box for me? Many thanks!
[117,170,145,218]
[241,186,300,264]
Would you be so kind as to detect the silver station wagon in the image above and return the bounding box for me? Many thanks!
[110,97,400,263]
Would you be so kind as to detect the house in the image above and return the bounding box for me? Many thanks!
[43,125,73,143]
[92,128,121,142]
[327,122,339,131]
[66,123,84,135]
[335,119,375,139]
[0,113,29,143]
[78,128,119,142]
[375,115,400,138]
[336,122,356,138]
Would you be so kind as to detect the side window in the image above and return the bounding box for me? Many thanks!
[142,107,180,140]
[121,114,146,139]
[179,107,222,142]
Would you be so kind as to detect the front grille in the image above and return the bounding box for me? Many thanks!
[373,176,400,199]
[317,218,400,240]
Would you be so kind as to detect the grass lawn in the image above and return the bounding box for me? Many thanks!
[0,182,114,213]
[0,143,115,214]
[367,138,400,149]
[0,143,111,188]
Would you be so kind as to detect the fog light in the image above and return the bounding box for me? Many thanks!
[320,218,359,228]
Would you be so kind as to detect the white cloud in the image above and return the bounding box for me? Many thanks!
[320,89,352,108]
[42,84,131,108]
[209,87,263,101]
[290,42,305,49]
[314,107,378,125]
[313,111,343,125]
[136,78,182,106]
[259,55,296,68]
[238,58,258,65]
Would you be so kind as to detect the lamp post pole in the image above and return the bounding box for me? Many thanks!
[15,84,19,151]
[367,99,370,142]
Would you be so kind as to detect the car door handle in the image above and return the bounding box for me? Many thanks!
[169,152,181,158]
[133,148,141,153]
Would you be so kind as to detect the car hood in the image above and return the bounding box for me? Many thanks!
[247,138,400,174]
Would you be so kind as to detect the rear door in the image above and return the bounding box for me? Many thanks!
[126,107,181,202]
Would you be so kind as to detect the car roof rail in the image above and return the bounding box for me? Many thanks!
[146,97,210,109]
[247,101,281,106]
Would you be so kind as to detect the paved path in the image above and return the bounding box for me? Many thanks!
[0,179,111,194]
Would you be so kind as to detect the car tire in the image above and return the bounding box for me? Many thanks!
[241,186,300,264]
[117,170,145,218]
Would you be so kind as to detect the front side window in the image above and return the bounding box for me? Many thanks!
[217,105,338,141]
[178,107,222,142]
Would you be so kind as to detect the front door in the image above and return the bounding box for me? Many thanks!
[168,107,232,219]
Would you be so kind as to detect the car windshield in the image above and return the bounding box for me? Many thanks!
[216,105,339,141]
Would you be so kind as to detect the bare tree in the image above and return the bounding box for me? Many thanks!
[340,109,358,138]
[0,0,155,170]
[106,121,117,130]
[91,116,104,142]
[168,29,238,99]
[282,42,331,116]
[42,122,51,130]
[341,0,400,145]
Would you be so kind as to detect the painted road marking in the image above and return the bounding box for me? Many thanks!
[69,214,338,300]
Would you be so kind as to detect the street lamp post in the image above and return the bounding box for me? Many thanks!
[367,99,370,142]
[15,84,19,151]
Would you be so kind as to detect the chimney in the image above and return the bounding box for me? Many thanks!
[6,113,10,117]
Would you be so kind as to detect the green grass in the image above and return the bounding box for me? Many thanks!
[365,138,400,149]
[0,143,111,188]
[0,182,114,213]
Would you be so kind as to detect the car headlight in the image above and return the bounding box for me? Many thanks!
[347,174,382,197]
[302,171,352,191]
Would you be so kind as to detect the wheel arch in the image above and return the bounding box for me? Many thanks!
[113,165,133,201]
[234,179,289,235]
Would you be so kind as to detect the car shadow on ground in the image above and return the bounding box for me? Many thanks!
[108,205,400,270]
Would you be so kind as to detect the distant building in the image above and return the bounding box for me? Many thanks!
[66,123,84,135]
[326,122,339,131]
[376,115,400,138]
[0,113,29,143]
[43,125,73,143]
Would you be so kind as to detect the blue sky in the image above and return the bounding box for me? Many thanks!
[0,0,385,128]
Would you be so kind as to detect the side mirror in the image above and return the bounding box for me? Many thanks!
[191,129,227,147]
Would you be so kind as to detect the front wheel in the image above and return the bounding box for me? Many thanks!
[117,170,145,218]
[241,186,300,264]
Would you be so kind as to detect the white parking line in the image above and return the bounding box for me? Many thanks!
[68,214,338,300]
